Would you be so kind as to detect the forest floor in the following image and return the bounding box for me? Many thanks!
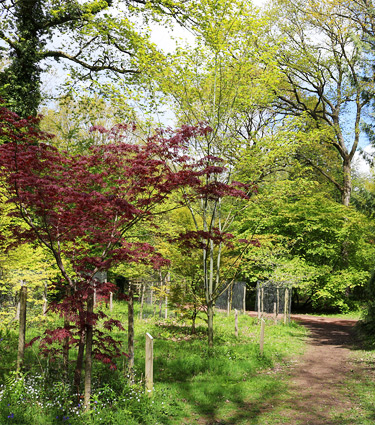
[240,314,375,425]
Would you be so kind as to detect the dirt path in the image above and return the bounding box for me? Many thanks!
[268,315,359,425]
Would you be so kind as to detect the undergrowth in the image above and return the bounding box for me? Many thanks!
[0,303,308,425]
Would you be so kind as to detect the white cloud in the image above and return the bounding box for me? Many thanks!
[353,144,374,176]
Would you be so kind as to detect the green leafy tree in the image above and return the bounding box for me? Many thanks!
[268,0,374,205]
[40,93,140,153]
[238,180,374,312]
[144,0,280,347]
[0,0,196,117]
[0,190,57,328]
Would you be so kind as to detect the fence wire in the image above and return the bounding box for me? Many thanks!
[255,281,292,315]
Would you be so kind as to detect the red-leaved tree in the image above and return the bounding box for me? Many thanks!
[0,106,225,407]
[0,103,253,404]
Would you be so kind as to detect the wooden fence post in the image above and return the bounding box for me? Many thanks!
[274,302,277,325]
[257,286,261,320]
[243,285,246,314]
[227,288,230,317]
[17,285,27,374]
[260,318,265,356]
[165,273,170,319]
[109,292,113,312]
[276,287,280,319]
[284,288,289,325]
[235,309,238,338]
[145,333,154,396]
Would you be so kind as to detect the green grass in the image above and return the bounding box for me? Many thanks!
[0,303,308,425]
[294,311,362,320]
[330,349,375,425]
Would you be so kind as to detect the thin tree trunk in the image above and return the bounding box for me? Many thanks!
[74,323,86,393]
[191,310,197,334]
[63,287,71,383]
[139,283,145,320]
[16,285,27,375]
[208,238,215,348]
[159,297,163,318]
[207,299,214,348]
[15,295,20,321]
[43,283,48,315]
[84,292,94,410]
[127,282,134,382]
[63,315,70,383]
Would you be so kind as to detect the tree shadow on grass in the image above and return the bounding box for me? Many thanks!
[152,335,291,424]
[172,372,289,425]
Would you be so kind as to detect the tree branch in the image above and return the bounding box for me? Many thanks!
[296,152,343,193]
[40,50,140,74]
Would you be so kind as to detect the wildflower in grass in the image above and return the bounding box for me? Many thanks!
[7,413,14,418]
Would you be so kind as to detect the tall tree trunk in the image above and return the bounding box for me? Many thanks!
[84,292,94,410]
[4,0,44,117]
[342,159,352,207]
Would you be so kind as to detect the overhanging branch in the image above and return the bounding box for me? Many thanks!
[40,50,140,74]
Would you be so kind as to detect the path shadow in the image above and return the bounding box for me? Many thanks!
[291,315,358,348]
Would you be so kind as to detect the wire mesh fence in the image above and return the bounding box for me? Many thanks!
[127,279,248,318]
[215,281,246,312]
[255,281,292,317]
